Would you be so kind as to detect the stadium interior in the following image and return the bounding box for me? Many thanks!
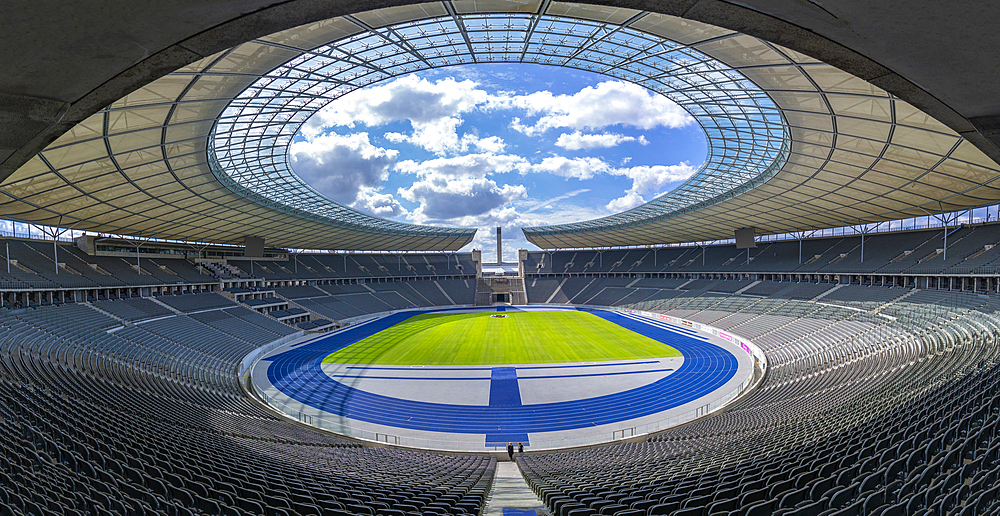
[3,1,1000,516]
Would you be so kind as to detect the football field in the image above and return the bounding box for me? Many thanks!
[323,310,681,365]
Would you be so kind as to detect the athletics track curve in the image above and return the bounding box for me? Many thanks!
[261,308,740,436]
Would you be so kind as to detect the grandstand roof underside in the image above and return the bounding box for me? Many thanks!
[1,0,999,250]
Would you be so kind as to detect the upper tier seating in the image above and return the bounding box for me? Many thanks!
[523,222,1000,276]
[3,239,215,289]
[230,252,477,281]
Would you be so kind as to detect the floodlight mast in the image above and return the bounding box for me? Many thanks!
[496,227,502,264]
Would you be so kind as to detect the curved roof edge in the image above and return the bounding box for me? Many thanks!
[524,136,790,245]
[2,0,998,184]
[206,145,477,245]
[209,10,787,251]
[3,0,1000,252]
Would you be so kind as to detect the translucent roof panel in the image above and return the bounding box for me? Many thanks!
[523,12,1000,248]
[3,0,999,251]
[211,12,787,239]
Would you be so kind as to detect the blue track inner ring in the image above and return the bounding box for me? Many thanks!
[264,308,739,434]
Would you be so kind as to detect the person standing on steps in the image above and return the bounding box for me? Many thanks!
[518,442,524,459]
[507,442,514,461]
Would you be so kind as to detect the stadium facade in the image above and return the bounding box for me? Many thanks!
[3,2,1000,516]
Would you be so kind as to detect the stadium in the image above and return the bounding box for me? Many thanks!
[2,1,1000,516]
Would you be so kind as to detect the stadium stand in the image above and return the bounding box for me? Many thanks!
[297,318,334,331]
[8,2,1000,514]
[522,224,1000,280]
[5,224,1000,515]
[515,285,1000,516]
[155,292,239,313]
[525,276,563,304]
[0,295,495,516]
[92,296,175,322]
[229,253,476,282]
[225,306,302,336]
[0,240,216,297]
[273,278,475,324]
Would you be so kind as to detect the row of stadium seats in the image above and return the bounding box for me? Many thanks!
[0,239,477,294]
[275,278,476,322]
[3,224,1000,295]
[227,253,476,282]
[0,295,495,516]
[3,267,1000,516]
[523,223,1000,276]
[525,275,969,310]
[0,239,215,289]
[516,284,1000,516]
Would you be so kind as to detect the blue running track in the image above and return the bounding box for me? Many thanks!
[263,308,738,438]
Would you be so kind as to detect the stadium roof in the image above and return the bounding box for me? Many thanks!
[1,1,999,250]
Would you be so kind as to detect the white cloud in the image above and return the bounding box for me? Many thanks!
[554,131,649,150]
[387,117,499,156]
[353,189,407,218]
[304,75,488,131]
[617,163,698,194]
[495,81,693,136]
[523,189,591,214]
[606,162,698,211]
[302,75,502,155]
[394,153,529,178]
[399,174,527,225]
[304,77,689,156]
[392,158,696,247]
[520,155,612,180]
[605,191,647,212]
[289,73,702,248]
[289,132,398,205]
[384,132,408,143]
[392,120,507,156]
[470,135,506,154]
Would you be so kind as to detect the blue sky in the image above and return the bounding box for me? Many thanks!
[290,63,707,261]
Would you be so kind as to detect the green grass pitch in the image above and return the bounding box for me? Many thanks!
[323,310,681,365]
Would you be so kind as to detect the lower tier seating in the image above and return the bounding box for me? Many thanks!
[0,299,494,516]
[3,277,999,516]
[518,280,1000,516]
